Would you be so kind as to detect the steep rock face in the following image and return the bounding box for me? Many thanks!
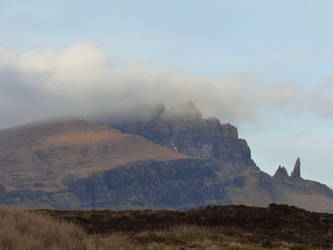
[0,159,231,210]
[105,102,251,162]
[66,159,230,209]
[291,157,301,178]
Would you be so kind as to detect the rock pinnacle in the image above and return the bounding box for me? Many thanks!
[291,157,301,178]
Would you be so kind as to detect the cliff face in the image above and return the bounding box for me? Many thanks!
[106,102,251,162]
[66,159,230,210]
[0,159,230,210]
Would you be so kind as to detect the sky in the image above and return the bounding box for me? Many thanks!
[0,0,332,185]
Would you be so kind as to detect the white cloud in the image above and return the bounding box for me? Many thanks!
[0,42,331,128]
[309,78,333,118]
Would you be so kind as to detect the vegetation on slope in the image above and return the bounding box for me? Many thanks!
[3,204,332,250]
[37,203,333,249]
[0,119,188,192]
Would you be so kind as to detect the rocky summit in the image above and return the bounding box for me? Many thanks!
[0,102,333,212]
[106,101,251,162]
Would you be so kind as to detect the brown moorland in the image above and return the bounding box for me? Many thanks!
[0,203,332,249]
[37,203,333,249]
[0,119,189,192]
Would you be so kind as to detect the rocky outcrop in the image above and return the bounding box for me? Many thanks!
[104,102,251,162]
[291,157,301,178]
[273,157,301,180]
[273,166,289,180]
[273,158,302,181]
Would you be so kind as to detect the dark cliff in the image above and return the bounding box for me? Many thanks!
[104,101,251,162]
[66,159,230,209]
[0,159,231,210]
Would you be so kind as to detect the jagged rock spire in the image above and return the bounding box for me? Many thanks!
[273,165,289,179]
[291,157,301,178]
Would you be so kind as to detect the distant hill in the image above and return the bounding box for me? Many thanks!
[0,119,230,209]
[0,119,188,192]
[0,102,333,212]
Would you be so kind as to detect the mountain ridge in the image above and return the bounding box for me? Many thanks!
[99,101,333,212]
[0,102,332,212]
[0,119,189,192]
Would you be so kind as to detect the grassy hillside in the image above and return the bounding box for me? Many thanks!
[0,119,189,192]
[0,205,152,250]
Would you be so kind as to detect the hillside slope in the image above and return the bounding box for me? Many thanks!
[0,119,188,192]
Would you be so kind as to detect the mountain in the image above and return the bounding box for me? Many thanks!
[0,119,188,192]
[100,101,333,212]
[0,102,333,212]
[0,119,230,209]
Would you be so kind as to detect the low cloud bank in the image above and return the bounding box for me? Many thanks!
[0,42,331,128]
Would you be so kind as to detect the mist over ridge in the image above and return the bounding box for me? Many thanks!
[1,42,332,129]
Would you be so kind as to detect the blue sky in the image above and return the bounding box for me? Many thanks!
[0,1,332,185]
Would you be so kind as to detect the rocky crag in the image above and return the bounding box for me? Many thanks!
[106,101,251,162]
[100,101,333,212]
